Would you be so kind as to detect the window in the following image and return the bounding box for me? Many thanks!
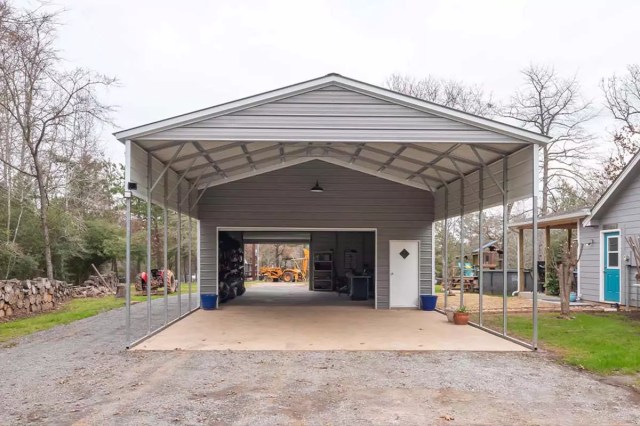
[607,235,620,269]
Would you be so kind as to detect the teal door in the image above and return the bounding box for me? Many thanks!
[603,232,620,302]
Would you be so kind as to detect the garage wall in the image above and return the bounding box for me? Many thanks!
[197,160,434,308]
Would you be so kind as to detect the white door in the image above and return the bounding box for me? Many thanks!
[389,240,420,308]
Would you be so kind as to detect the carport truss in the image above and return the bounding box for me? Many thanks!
[115,73,549,350]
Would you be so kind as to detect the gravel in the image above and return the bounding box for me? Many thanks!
[1,297,639,425]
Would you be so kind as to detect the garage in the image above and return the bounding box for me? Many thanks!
[115,73,548,350]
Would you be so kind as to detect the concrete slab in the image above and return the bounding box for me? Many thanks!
[134,285,526,352]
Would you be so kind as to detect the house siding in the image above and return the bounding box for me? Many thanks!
[197,160,434,309]
[580,165,640,306]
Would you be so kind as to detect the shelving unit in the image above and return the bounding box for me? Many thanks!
[312,251,334,291]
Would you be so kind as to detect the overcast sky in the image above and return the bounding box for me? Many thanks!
[20,0,640,163]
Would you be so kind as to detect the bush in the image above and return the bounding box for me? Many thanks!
[545,274,560,296]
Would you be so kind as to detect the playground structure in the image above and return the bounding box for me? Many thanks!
[447,241,503,292]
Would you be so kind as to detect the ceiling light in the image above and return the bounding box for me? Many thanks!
[310,180,324,193]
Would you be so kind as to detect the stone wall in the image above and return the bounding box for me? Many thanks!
[0,278,72,319]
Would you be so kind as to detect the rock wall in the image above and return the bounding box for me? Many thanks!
[0,278,72,318]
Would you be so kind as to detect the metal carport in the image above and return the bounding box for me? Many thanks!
[114,73,549,349]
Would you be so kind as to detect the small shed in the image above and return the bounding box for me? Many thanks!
[581,151,640,308]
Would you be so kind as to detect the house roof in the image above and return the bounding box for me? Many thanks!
[116,73,549,219]
[114,73,551,145]
[510,208,591,230]
[584,150,640,226]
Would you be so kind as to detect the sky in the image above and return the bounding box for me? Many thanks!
[18,0,640,163]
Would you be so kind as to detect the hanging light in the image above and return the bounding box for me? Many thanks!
[310,180,324,193]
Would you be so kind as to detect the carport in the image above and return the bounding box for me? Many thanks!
[114,73,548,350]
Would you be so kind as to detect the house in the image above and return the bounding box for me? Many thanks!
[580,151,640,308]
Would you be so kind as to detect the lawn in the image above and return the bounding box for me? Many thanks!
[486,312,640,375]
[0,297,125,344]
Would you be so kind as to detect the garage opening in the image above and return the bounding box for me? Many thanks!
[218,230,376,308]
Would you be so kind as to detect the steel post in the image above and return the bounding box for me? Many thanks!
[177,183,182,317]
[532,146,540,349]
[146,153,152,334]
[443,186,449,309]
[460,179,465,307]
[478,167,484,326]
[163,173,168,325]
[502,157,508,335]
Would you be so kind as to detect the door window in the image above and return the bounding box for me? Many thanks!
[607,235,619,268]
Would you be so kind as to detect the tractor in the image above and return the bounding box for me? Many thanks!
[260,248,309,283]
[135,269,177,293]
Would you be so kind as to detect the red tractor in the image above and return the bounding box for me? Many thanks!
[135,269,177,293]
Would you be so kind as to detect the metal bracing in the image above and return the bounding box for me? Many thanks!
[470,146,505,196]
[349,143,365,163]
[241,144,256,170]
[278,143,285,163]
[151,143,186,192]
[193,141,228,179]
[166,158,198,200]
[189,144,284,174]
[377,146,406,172]
[171,141,246,165]
[478,167,484,326]
[146,152,153,333]
[502,157,508,335]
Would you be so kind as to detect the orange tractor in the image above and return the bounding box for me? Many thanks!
[260,248,309,283]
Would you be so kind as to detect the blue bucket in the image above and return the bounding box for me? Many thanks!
[201,294,218,310]
[420,294,438,311]
[569,292,577,303]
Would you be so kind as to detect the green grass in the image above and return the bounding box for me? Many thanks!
[486,312,640,375]
[0,297,125,344]
[130,282,197,302]
[435,284,443,293]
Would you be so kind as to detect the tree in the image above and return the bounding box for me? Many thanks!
[0,5,115,280]
[503,64,594,214]
[600,65,640,183]
[385,74,495,116]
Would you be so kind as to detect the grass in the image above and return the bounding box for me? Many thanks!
[485,312,640,375]
[0,297,125,344]
[130,282,196,302]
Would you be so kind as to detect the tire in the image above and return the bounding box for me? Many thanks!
[281,271,294,283]
[236,284,246,296]
[168,276,177,293]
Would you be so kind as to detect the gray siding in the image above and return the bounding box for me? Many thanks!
[197,160,434,308]
[580,164,640,306]
[144,86,515,143]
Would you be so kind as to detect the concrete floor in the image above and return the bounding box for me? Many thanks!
[135,284,526,351]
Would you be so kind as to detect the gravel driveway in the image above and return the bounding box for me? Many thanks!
[1,297,639,425]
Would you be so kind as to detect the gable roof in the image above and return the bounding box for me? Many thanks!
[114,73,550,145]
[584,150,640,226]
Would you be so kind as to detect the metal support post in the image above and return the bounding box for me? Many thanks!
[532,146,540,349]
[163,173,169,325]
[478,168,484,325]
[146,153,153,333]
[125,192,132,346]
[443,187,449,309]
[502,157,508,335]
[188,198,193,311]
[177,183,182,317]
[460,179,465,307]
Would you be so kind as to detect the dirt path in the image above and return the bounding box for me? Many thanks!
[1,297,639,425]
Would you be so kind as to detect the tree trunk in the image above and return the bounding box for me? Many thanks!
[34,161,54,281]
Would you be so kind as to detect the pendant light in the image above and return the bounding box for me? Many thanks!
[310,180,324,193]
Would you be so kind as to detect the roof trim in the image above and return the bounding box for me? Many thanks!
[114,73,552,145]
[584,151,640,226]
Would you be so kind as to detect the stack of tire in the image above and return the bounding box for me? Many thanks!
[218,232,246,303]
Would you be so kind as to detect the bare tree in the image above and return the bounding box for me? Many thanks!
[503,64,594,214]
[600,65,640,183]
[385,73,495,116]
[0,5,115,280]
